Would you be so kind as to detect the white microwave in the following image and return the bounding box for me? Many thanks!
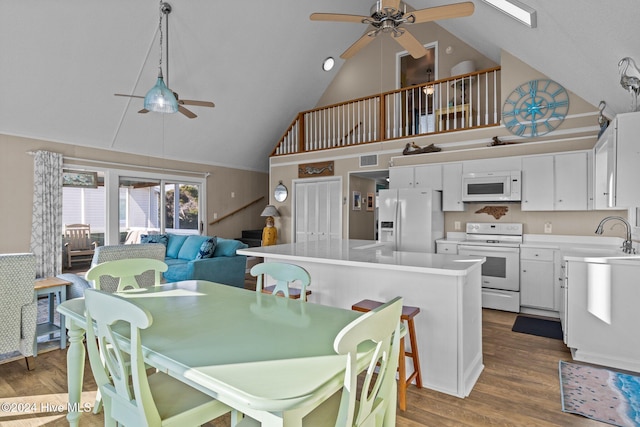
[461,171,521,202]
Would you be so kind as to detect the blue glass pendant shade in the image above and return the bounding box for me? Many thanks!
[144,69,178,113]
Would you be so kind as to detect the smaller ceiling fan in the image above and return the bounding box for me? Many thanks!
[311,0,474,59]
[115,2,214,119]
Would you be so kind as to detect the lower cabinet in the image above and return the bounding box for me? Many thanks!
[520,247,556,311]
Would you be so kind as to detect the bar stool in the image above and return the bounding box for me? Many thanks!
[351,299,422,411]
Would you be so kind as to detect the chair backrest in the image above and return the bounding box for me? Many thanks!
[86,258,168,293]
[64,224,93,250]
[250,262,311,301]
[334,297,403,427]
[0,253,37,356]
[84,288,162,426]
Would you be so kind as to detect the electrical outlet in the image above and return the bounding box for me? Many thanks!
[231,192,235,198]
[544,222,552,233]
[213,213,218,220]
[454,221,461,230]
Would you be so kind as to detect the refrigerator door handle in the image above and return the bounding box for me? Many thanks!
[394,198,400,250]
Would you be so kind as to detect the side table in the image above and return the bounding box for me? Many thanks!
[34,277,69,354]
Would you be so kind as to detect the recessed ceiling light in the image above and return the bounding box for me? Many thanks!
[322,57,335,71]
[481,0,537,28]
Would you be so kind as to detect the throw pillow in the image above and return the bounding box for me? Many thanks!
[195,237,217,260]
[213,238,248,257]
[140,234,169,246]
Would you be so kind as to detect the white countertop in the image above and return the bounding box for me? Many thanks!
[237,239,484,276]
[437,233,640,264]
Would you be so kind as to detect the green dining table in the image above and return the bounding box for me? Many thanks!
[57,280,373,427]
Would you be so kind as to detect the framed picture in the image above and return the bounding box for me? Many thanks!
[62,170,98,188]
[366,193,374,211]
[352,191,361,210]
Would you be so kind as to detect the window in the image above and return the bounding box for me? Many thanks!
[62,164,206,246]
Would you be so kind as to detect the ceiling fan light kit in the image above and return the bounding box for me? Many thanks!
[115,1,215,119]
[311,0,474,60]
[144,68,178,113]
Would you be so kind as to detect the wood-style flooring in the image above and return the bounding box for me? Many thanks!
[0,305,601,426]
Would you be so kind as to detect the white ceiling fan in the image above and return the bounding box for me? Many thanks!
[115,2,214,119]
[311,0,474,59]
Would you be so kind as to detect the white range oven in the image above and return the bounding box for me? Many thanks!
[458,222,522,312]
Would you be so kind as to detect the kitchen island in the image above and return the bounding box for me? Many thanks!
[562,252,640,373]
[237,239,485,398]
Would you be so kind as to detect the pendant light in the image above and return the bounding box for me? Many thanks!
[144,2,178,113]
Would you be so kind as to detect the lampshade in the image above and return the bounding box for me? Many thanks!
[144,68,179,113]
[451,60,475,77]
[260,205,280,217]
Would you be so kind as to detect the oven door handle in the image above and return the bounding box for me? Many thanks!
[458,245,520,254]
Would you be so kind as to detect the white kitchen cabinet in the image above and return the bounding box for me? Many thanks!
[414,164,442,190]
[389,164,442,190]
[521,152,588,211]
[442,163,464,211]
[436,241,458,254]
[389,167,414,189]
[592,111,640,208]
[520,247,555,310]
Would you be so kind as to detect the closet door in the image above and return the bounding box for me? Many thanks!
[294,178,342,242]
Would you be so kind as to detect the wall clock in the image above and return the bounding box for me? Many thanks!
[502,79,569,138]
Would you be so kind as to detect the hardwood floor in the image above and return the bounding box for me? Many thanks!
[0,306,600,426]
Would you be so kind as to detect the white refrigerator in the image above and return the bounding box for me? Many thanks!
[378,188,444,252]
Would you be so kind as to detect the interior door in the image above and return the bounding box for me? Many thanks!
[294,178,342,242]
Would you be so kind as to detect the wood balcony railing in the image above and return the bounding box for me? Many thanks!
[272,66,501,157]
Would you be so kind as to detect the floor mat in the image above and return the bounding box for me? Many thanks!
[511,315,563,340]
[559,360,640,426]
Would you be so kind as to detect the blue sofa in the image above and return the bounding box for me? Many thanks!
[144,234,248,288]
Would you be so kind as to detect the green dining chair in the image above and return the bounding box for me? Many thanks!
[85,258,168,293]
[250,262,312,301]
[84,288,232,426]
[235,296,404,427]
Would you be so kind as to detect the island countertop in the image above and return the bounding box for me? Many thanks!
[237,239,484,276]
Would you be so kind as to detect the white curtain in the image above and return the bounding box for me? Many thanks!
[30,150,63,278]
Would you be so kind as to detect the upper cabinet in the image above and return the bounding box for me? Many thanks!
[442,163,465,211]
[593,112,640,209]
[389,164,442,190]
[521,152,589,211]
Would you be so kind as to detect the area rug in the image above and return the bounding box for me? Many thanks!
[559,361,640,426]
[511,315,563,340]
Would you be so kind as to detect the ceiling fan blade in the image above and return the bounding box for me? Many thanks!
[410,2,475,24]
[394,30,427,59]
[340,33,376,59]
[310,13,369,23]
[381,0,401,11]
[180,99,215,108]
[178,105,197,119]
[115,93,144,99]
[138,109,149,114]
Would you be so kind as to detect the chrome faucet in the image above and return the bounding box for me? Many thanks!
[595,216,636,254]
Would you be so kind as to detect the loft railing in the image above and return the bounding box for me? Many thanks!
[272,66,501,156]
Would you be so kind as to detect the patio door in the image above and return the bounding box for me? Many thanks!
[119,177,203,244]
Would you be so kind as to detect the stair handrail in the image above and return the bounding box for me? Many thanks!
[209,196,265,225]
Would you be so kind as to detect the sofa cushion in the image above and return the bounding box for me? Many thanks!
[178,235,212,260]
[166,234,189,259]
[213,238,247,257]
[140,234,169,248]
[195,237,217,260]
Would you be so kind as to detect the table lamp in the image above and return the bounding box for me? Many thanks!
[260,205,280,246]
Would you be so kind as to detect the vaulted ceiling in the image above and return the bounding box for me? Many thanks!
[1,0,638,172]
